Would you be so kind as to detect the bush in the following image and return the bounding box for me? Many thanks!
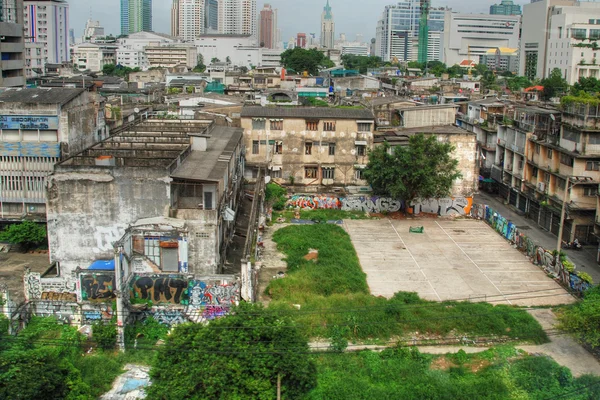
[0,221,47,251]
[558,286,600,348]
[266,182,287,211]
[92,321,117,350]
[124,317,169,348]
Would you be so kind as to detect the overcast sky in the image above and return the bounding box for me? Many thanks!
[70,0,528,41]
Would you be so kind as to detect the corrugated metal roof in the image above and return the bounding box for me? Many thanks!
[240,106,374,120]
[0,88,85,105]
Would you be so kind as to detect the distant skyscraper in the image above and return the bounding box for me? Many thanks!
[121,0,152,35]
[178,0,204,41]
[205,0,218,32]
[490,0,521,16]
[24,0,69,63]
[259,4,277,48]
[296,33,307,48]
[218,0,257,38]
[171,0,179,37]
[320,0,334,49]
[375,0,446,62]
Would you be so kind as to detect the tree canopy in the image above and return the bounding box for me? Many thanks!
[363,134,461,207]
[0,221,47,251]
[280,48,335,75]
[340,55,383,73]
[101,64,140,79]
[193,54,206,73]
[572,76,600,95]
[147,303,317,399]
[506,76,532,93]
[541,68,569,100]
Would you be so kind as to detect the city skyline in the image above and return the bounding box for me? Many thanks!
[70,0,528,42]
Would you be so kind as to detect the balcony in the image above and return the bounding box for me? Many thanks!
[510,143,525,154]
[2,59,23,71]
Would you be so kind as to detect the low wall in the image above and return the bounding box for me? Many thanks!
[285,194,474,216]
[471,203,593,295]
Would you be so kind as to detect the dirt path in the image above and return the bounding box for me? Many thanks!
[256,224,289,305]
[517,309,600,377]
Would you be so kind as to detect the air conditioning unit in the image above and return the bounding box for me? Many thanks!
[531,135,538,141]
[538,182,545,192]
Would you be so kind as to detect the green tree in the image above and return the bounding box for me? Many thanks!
[507,76,532,92]
[541,68,569,100]
[102,63,116,76]
[572,76,600,94]
[225,56,231,63]
[238,65,249,74]
[558,286,600,348]
[340,55,383,74]
[211,57,220,64]
[193,54,206,73]
[147,303,317,399]
[363,134,461,209]
[446,64,465,78]
[0,221,47,251]
[280,48,334,75]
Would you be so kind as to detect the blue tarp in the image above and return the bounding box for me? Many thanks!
[88,259,115,271]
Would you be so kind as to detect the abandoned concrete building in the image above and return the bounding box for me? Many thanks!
[375,125,478,197]
[0,87,107,220]
[240,106,375,187]
[45,117,244,297]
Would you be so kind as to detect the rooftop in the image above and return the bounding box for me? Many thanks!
[0,87,85,105]
[368,96,415,107]
[374,125,472,143]
[240,106,374,120]
[58,119,210,168]
[171,125,243,182]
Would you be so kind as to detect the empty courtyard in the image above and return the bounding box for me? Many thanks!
[344,219,575,306]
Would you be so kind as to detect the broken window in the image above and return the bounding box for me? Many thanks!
[305,142,313,155]
[305,167,318,179]
[274,140,283,154]
[323,121,336,131]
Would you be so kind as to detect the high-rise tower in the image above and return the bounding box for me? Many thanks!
[320,0,334,49]
[121,0,152,35]
[259,4,277,48]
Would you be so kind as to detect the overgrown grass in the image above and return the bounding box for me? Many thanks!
[307,346,600,399]
[266,225,548,344]
[273,209,372,223]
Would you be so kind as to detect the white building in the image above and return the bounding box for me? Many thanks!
[195,34,256,65]
[25,42,45,78]
[23,0,69,64]
[545,2,600,84]
[375,0,448,62]
[340,43,370,57]
[218,0,257,38]
[441,13,521,67]
[519,0,577,81]
[83,19,105,40]
[117,49,150,69]
[145,44,198,68]
[320,0,335,49]
[117,31,179,51]
[72,43,118,72]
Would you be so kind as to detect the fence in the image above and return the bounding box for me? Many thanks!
[470,203,593,296]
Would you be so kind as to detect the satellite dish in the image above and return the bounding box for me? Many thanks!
[134,108,140,113]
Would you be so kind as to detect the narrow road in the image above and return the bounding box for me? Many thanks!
[475,191,600,284]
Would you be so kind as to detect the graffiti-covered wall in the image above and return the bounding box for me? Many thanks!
[285,194,473,216]
[80,273,116,301]
[24,269,77,302]
[129,274,240,326]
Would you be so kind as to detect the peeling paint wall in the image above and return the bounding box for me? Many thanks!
[46,166,172,277]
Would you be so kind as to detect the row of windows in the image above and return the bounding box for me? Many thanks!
[532,169,597,196]
[271,167,364,181]
[251,119,372,132]
[252,140,366,156]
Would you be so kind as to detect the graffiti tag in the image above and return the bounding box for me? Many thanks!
[131,276,189,304]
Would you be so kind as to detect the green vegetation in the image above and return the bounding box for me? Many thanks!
[124,317,169,348]
[92,321,117,350]
[266,224,548,344]
[148,303,317,399]
[265,182,287,211]
[558,286,600,348]
[101,64,140,80]
[506,76,532,93]
[340,55,384,74]
[273,209,371,223]
[308,346,600,399]
[364,134,462,209]
[280,48,335,75]
[305,97,329,107]
[0,221,47,251]
[541,68,569,100]
[193,54,206,72]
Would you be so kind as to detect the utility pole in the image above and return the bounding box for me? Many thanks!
[277,373,281,400]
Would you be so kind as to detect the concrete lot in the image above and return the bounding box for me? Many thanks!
[0,250,50,304]
[344,219,575,306]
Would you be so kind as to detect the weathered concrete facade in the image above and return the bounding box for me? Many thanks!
[241,106,375,187]
[46,118,245,285]
[0,87,106,219]
[375,125,478,197]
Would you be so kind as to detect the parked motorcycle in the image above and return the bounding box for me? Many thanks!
[562,240,583,250]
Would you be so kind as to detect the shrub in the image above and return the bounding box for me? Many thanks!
[92,321,117,350]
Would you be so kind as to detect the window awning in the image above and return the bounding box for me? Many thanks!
[354,164,367,169]
[355,141,368,146]
[269,118,283,122]
[270,165,282,171]
[88,259,115,271]
[356,120,374,124]
[322,165,335,169]
[252,118,266,121]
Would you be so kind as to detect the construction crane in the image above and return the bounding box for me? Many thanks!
[417,0,430,65]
